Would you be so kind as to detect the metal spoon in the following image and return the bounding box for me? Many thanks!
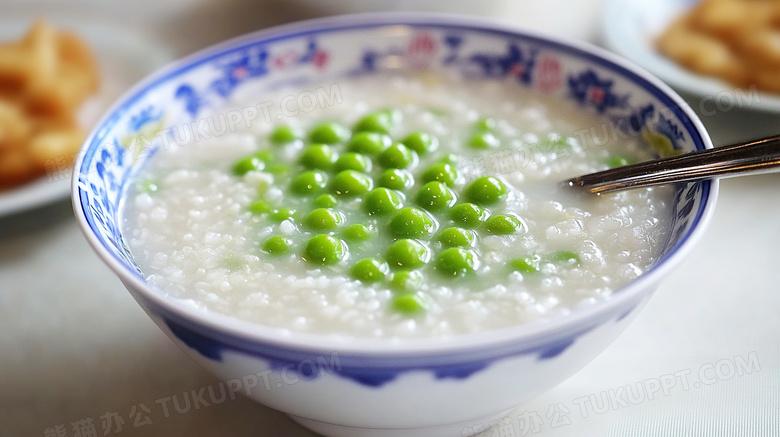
[566,135,780,194]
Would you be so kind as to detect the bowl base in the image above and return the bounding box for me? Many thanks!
[289,408,514,437]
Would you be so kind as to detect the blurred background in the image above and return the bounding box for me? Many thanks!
[3,0,607,56]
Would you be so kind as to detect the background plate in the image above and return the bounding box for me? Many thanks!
[0,13,173,217]
[601,0,780,113]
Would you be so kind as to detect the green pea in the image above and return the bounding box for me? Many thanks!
[304,208,345,231]
[474,117,497,132]
[265,163,289,175]
[549,250,580,266]
[343,224,374,242]
[465,176,507,205]
[485,214,524,235]
[401,132,439,156]
[438,153,460,165]
[262,236,293,255]
[437,227,476,247]
[248,199,272,215]
[364,188,404,216]
[415,181,457,211]
[353,109,401,135]
[350,258,389,283]
[378,143,418,169]
[290,170,328,195]
[509,255,541,274]
[302,234,347,265]
[330,170,373,197]
[139,180,159,194]
[385,239,431,269]
[389,270,423,293]
[545,133,571,149]
[425,107,447,117]
[435,247,479,277]
[421,163,459,187]
[232,155,265,176]
[377,168,415,191]
[388,207,438,239]
[468,131,500,149]
[270,125,304,145]
[334,152,372,173]
[449,203,489,228]
[253,150,275,162]
[270,208,296,222]
[605,156,634,169]
[308,122,350,144]
[347,132,392,156]
[299,144,337,170]
[391,293,427,315]
[313,193,338,208]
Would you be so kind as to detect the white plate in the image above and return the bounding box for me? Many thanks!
[0,13,173,217]
[601,0,780,112]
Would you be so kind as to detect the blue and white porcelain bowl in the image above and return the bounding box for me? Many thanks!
[73,14,717,437]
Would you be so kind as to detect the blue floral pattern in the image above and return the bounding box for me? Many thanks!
[78,137,137,270]
[176,38,328,117]
[568,69,629,113]
[164,315,593,387]
[128,105,164,132]
[611,103,687,155]
[662,182,705,257]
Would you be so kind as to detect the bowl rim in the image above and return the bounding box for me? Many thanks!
[72,11,718,357]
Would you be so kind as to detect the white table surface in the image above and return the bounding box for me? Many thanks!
[1,1,778,436]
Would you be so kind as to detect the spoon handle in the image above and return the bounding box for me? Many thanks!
[567,135,780,194]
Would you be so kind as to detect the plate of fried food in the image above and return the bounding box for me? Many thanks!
[603,0,780,112]
[0,15,172,217]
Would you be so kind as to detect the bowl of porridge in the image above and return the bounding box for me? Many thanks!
[72,13,717,437]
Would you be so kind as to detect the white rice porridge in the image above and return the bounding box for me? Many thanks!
[121,74,673,338]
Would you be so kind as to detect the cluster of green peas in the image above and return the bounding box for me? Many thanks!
[231,109,534,315]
